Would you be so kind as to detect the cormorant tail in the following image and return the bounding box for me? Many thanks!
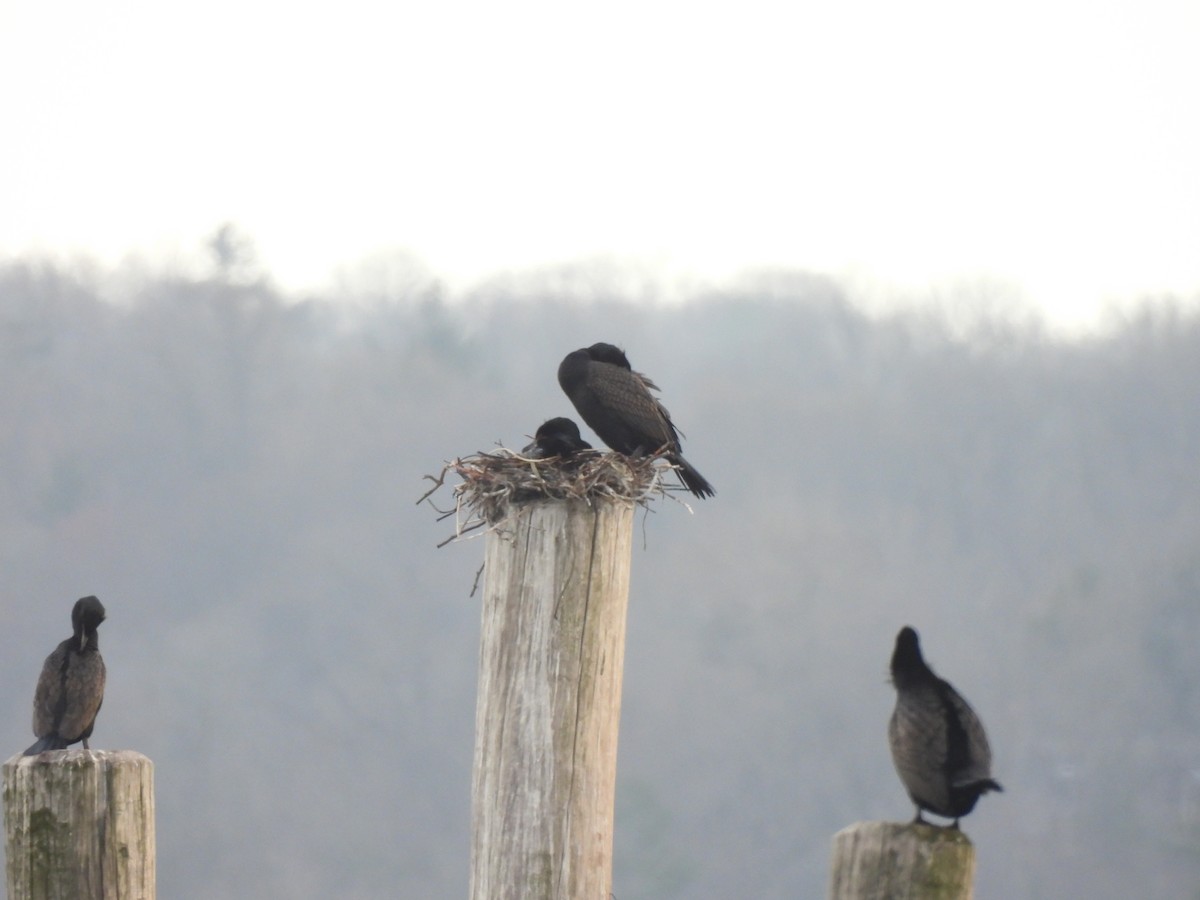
[671,454,715,498]
[976,778,1004,794]
[24,735,68,756]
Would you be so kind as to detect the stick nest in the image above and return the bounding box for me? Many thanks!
[419,448,678,546]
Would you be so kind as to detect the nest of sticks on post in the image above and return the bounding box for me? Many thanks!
[420,447,680,548]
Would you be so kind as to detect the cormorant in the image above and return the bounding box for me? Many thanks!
[557,343,714,498]
[888,625,1002,827]
[522,417,593,460]
[25,596,107,756]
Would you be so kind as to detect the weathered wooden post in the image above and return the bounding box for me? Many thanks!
[3,750,155,900]
[469,494,635,900]
[828,821,975,900]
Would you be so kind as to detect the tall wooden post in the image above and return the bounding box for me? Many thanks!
[469,497,634,900]
[3,750,155,900]
[828,821,975,900]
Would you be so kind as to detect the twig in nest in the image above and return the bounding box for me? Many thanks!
[469,562,485,598]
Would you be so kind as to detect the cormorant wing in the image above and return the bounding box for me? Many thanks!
[940,681,993,785]
[586,363,677,450]
[31,641,70,738]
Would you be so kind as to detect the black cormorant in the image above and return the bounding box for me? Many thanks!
[25,595,107,755]
[888,625,1002,827]
[557,343,714,498]
[522,417,593,460]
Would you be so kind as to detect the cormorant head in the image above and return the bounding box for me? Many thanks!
[890,625,930,686]
[72,595,107,650]
[523,417,593,459]
[584,343,632,369]
[536,417,584,443]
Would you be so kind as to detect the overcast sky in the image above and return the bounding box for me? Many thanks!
[3,0,1197,329]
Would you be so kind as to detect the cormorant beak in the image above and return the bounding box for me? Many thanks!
[79,633,89,651]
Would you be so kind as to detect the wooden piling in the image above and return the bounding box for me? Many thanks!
[828,821,975,900]
[469,497,634,900]
[3,750,155,900]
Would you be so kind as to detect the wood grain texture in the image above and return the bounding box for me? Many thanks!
[4,750,155,900]
[470,497,634,900]
[828,821,975,900]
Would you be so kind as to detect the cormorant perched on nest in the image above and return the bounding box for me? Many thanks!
[522,417,593,461]
[557,343,714,498]
[888,626,1002,827]
[25,596,108,755]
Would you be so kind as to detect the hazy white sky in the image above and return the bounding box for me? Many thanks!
[3,0,1197,328]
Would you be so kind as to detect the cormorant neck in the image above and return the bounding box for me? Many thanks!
[891,646,933,689]
[75,627,100,652]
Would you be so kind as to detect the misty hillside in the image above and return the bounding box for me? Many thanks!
[1,254,1198,899]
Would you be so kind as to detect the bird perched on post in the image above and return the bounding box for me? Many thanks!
[522,417,593,461]
[25,595,108,756]
[557,342,714,498]
[888,625,1002,827]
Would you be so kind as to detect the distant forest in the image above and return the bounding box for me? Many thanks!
[1,247,1198,899]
